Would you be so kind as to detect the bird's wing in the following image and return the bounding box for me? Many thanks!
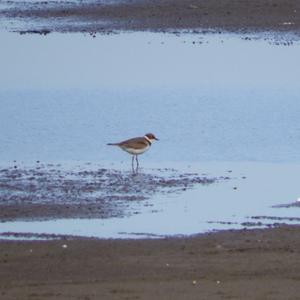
[119,137,149,148]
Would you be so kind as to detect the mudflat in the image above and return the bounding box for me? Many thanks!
[1,0,300,34]
[0,165,218,222]
[1,225,300,300]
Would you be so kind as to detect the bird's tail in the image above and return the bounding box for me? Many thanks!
[107,143,119,146]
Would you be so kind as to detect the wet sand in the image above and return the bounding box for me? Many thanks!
[1,0,300,35]
[0,165,218,221]
[1,225,300,300]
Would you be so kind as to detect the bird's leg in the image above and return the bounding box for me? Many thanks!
[131,155,134,172]
[135,155,139,170]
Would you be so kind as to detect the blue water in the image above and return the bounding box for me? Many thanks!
[1,31,300,238]
[1,32,300,164]
[1,87,300,163]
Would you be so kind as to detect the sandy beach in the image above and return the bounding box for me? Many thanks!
[1,226,300,300]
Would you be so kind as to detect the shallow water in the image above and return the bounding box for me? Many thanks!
[1,31,300,238]
[1,162,300,239]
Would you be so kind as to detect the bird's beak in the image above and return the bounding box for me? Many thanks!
[155,137,159,141]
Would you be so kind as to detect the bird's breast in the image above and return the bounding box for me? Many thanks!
[121,145,150,155]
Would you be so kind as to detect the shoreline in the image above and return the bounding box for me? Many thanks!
[1,0,300,36]
[1,225,300,299]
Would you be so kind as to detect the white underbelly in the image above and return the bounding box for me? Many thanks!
[121,145,150,155]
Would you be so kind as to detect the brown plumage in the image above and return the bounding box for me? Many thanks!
[107,133,159,170]
[108,137,150,148]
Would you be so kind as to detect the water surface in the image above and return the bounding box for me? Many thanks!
[1,31,300,238]
[1,162,300,239]
[1,32,300,163]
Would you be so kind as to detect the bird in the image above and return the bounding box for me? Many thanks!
[107,133,159,170]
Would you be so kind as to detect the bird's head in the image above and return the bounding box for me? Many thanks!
[144,133,159,142]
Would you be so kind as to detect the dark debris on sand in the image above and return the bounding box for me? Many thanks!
[0,165,222,221]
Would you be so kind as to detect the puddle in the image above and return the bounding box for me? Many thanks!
[1,31,300,239]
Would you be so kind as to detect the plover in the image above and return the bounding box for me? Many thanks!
[107,133,159,169]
